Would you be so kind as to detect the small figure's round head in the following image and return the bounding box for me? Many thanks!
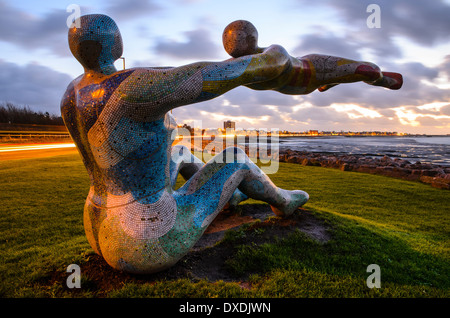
[68,14,123,72]
[222,20,258,58]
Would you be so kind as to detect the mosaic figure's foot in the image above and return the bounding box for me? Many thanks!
[270,189,309,217]
[228,189,249,208]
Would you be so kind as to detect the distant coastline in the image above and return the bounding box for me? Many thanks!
[277,135,450,166]
[278,134,450,138]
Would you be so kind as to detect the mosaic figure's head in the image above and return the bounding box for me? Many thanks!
[68,14,123,72]
[222,20,258,58]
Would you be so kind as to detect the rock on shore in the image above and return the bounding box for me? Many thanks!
[279,149,450,190]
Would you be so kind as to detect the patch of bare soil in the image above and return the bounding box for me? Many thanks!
[37,205,331,297]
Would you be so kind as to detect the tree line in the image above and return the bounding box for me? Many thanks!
[0,102,64,126]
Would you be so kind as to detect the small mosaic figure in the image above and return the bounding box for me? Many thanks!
[61,15,402,274]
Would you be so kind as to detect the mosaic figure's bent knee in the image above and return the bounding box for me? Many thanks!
[62,15,401,274]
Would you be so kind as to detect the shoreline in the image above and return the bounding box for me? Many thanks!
[191,137,450,190]
[175,138,450,190]
[279,149,450,190]
[3,137,448,190]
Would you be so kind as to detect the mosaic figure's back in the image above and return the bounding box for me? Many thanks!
[61,15,400,273]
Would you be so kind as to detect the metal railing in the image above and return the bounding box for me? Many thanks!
[0,131,71,141]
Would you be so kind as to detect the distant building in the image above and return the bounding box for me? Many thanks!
[224,120,235,130]
[308,130,319,136]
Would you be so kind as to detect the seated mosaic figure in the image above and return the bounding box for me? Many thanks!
[61,15,402,274]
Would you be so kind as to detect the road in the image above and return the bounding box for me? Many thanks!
[0,142,78,161]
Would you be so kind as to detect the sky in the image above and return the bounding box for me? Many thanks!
[0,0,449,134]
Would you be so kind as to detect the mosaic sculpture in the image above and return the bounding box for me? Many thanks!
[61,15,402,274]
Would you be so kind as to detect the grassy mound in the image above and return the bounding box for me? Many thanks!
[0,154,448,298]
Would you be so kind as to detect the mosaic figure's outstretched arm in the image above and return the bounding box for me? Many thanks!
[245,53,402,94]
[114,44,293,121]
[221,20,402,95]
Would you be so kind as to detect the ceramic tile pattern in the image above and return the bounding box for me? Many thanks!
[61,15,400,274]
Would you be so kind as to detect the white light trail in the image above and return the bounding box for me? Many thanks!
[0,143,76,153]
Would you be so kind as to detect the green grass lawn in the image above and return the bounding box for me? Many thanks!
[0,153,449,298]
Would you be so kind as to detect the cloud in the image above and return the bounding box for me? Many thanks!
[291,106,348,124]
[438,55,450,77]
[105,0,161,21]
[169,52,449,133]
[280,104,403,132]
[156,24,448,134]
[280,26,446,113]
[153,28,220,60]
[319,29,401,61]
[440,105,450,116]
[393,104,450,129]
[299,0,450,47]
[0,1,75,57]
[0,60,72,114]
[399,62,439,80]
[171,85,291,129]
[287,58,448,113]
[417,116,446,127]
[161,79,450,134]
[0,0,162,58]
[293,33,362,60]
[292,0,450,65]
[251,90,299,107]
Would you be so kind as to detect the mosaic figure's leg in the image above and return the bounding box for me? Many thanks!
[174,147,308,224]
[169,145,204,187]
[155,147,309,273]
[170,145,248,206]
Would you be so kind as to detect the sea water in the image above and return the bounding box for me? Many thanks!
[277,136,450,167]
